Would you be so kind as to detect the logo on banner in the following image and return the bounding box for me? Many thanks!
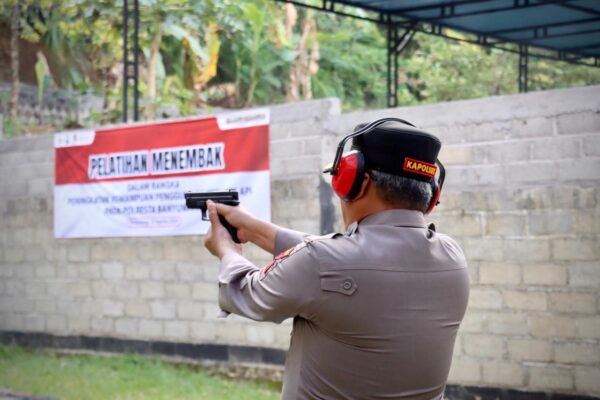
[217,108,269,130]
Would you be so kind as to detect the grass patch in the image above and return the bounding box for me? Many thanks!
[0,345,280,400]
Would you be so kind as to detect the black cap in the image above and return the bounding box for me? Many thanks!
[352,121,442,182]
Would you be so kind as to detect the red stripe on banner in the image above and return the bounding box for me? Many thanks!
[55,117,269,185]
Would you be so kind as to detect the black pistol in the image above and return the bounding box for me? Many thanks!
[185,190,240,243]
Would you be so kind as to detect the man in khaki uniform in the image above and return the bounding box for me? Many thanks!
[205,120,469,400]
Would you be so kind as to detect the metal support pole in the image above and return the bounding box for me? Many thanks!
[385,25,394,107]
[387,25,399,108]
[386,23,415,108]
[392,30,399,108]
[133,0,139,121]
[122,0,128,122]
[519,44,528,93]
[122,0,140,122]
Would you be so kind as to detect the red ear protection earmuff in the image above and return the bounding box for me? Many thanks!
[331,150,365,201]
[425,160,445,214]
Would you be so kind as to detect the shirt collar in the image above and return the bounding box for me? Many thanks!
[359,209,427,229]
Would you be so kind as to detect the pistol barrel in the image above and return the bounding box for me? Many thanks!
[184,190,241,243]
[184,191,240,209]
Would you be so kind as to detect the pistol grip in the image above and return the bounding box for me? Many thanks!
[219,215,240,244]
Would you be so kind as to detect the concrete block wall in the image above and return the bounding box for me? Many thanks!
[0,98,340,352]
[1,86,599,397]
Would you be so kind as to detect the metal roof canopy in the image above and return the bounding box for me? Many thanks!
[275,0,600,107]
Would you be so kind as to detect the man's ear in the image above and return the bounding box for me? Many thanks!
[353,173,371,201]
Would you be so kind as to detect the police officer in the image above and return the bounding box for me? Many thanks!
[204,119,469,400]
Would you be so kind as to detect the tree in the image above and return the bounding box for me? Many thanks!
[9,1,19,119]
[212,0,296,107]
[141,0,221,117]
[285,5,320,102]
[313,12,387,110]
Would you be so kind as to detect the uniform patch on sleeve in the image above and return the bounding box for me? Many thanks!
[262,243,304,276]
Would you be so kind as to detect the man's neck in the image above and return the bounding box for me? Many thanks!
[340,177,415,229]
[343,199,413,229]
[353,203,397,224]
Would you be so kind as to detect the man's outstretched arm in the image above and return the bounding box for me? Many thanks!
[204,201,318,322]
[213,202,308,255]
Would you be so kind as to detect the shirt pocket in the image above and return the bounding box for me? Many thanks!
[320,273,358,296]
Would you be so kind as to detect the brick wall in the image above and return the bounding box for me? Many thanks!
[0,98,340,351]
[1,85,599,397]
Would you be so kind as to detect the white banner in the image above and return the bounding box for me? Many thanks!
[54,111,270,238]
[54,171,270,238]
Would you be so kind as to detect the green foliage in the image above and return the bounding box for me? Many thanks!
[0,345,279,400]
[314,14,387,110]
[1,0,600,132]
[398,33,519,104]
[528,58,600,91]
[217,0,295,106]
[1,116,21,138]
[34,52,53,103]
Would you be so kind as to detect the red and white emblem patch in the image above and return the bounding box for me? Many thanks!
[262,244,302,276]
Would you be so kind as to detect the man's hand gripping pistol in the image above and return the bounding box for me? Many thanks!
[184,191,241,243]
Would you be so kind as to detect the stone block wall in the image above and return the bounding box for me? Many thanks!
[0,99,340,352]
[1,86,599,397]
[0,82,103,128]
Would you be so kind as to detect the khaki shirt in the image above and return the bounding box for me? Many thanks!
[218,209,469,400]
